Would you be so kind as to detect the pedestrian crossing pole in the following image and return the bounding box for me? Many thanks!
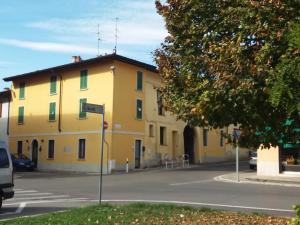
[233,128,241,182]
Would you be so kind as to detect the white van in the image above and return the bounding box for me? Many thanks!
[0,140,14,208]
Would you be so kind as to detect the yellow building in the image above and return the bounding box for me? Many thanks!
[3,54,247,173]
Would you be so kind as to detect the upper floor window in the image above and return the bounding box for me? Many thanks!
[18,106,24,124]
[136,99,143,119]
[79,98,87,119]
[157,90,165,116]
[50,76,57,94]
[136,71,143,91]
[19,82,25,99]
[80,69,88,90]
[49,102,56,121]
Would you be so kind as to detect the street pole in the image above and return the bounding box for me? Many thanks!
[99,105,105,204]
[236,140,239,182]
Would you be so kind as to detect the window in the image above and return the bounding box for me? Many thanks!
[50,76,57,94]
[160,126,167,145]
[136,99,143,119]
[49,102,56,121]
[0,148,9,168]
[203,128,208,146]
[48,140,55,159]
[220,130,224,147]
[149,124,154,137]
[19,82,25,99]
[18,106,24,124]
[80,69,88,90]
[79,98,87,119]
[78,139,86,159]
[157,90,165,116]
[17,141,22,155]
[136,71,143,91]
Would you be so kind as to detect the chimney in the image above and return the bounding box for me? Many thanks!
[72,56,82,63]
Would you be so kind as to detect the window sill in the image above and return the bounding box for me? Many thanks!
[48,120,56,122]
[50,93,57,96]
[77,158,86,161]
[135,118,143,121]
[47,158,54,160]
[19,98,25,100]
[78,117,87,120]
[18,123,24,125]
[160,144,168,146]
[80,88,88,91]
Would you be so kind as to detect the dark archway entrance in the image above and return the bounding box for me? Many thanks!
[31,140,38,168]
[184,125,195,163]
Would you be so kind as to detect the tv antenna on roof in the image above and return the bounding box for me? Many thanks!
[97,24,101,56]
[113,17,119,54]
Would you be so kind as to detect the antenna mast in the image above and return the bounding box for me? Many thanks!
[114,17,119,54]
[97,24,101,56]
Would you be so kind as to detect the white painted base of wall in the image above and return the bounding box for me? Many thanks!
[257,161,279,176]
[38,163,108,174]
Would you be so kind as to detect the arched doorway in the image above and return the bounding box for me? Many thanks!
[31,140,38,168]
[184,125,195,163]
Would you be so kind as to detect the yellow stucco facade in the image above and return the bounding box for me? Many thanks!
[5,54,248,173]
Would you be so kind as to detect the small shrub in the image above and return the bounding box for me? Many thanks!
[288,205,300,225]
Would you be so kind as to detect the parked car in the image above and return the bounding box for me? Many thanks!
[11,154,35,171]
[0,140,14,208]
[249,150,257,170]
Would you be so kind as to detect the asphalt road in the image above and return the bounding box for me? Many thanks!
[1,161,300,221]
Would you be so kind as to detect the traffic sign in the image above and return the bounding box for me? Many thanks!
[82,103,104,114]
[233,128,242,140]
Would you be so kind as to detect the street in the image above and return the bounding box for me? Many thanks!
[1,162,299,220]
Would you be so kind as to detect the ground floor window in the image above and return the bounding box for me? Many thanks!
[78,139,86,159]
[160,126,167,145]
[17,141,22,155]
[48,140,55,159]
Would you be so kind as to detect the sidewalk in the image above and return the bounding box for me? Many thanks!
[215,170,300,187]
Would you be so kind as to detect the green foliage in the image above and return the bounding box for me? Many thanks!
[288,205,300,225]
[155,0,300,147]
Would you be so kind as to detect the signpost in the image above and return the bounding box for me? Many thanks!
[82,102,105,204]
[233,128,242,182]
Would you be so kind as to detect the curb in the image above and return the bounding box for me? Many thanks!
[214,174,300,188]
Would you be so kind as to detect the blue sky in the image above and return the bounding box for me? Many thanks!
[0,0,167,91]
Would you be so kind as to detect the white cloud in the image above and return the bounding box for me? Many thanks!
[0,38,110,55]
[25,1,167,46]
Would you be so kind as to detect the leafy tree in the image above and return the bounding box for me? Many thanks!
[155,0,300,147]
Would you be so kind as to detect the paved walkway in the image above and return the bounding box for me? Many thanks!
[215,170,300,187]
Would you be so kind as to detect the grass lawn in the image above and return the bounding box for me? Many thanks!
[0,203,290,225]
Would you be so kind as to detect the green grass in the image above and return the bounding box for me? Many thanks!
[0,203,289,225]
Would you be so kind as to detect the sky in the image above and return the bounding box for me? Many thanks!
[0,0,167,91]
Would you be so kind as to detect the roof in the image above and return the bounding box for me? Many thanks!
[0,89,11,100]
[3,53,158,81]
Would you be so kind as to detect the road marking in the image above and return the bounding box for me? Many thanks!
[170,179,213,186]
[94,199,294,213]
[15,202,26,214]
[14,192,52,196]
[15,190,37,194]
[7,195,70,201]
[3,198,90,206]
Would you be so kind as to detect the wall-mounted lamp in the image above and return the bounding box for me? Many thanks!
[26,140,28,143]
[41,139,44,143]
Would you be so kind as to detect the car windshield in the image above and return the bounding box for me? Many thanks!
[250,151,257,157]
[13,154,29,160]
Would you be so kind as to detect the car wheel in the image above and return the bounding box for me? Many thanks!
[249,165,255,170]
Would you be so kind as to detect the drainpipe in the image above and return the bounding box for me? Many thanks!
[58,75,63,132]
[6,92,11,136]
